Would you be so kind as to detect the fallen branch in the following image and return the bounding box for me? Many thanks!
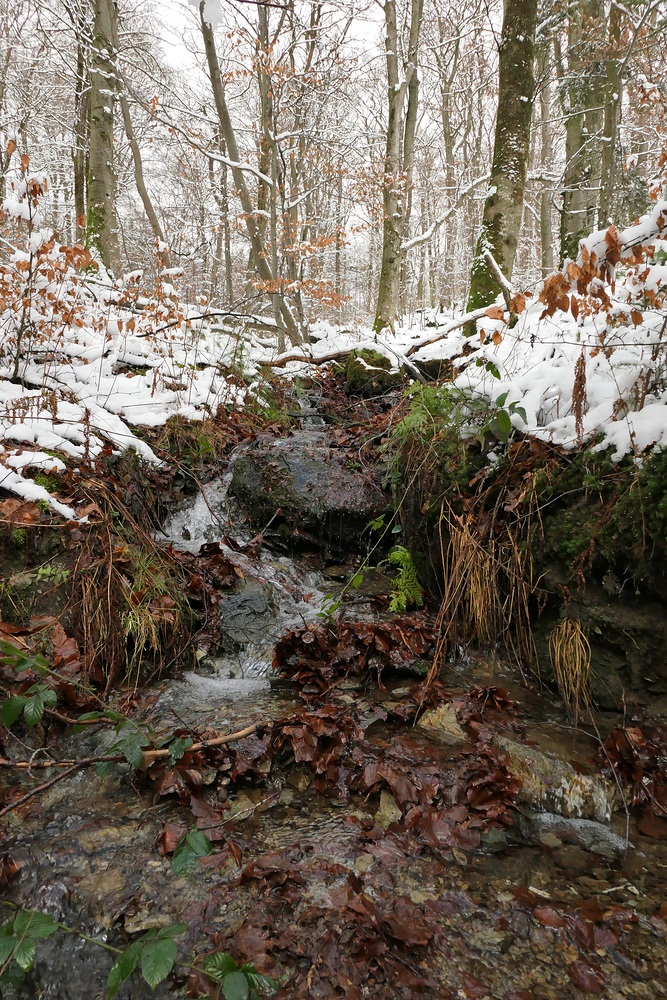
[266,347,352,368]
[141,722,260,767]
[268,344,426,382]
[0,721,261,774]
[0,765,80,818]
[404,305,502,357]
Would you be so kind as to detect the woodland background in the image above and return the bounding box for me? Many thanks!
[1,0,665,338]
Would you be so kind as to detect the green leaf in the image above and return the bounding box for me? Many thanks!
[157,922,187,940]
[23,694,45,727]
[510,404,527,424]
[104,709,126,723]
[495,391,509,407]
[0,929,17,965]
[243,968,280,993]
[121,734,148,769]
[167,737,193,766]
[107,940,142,998]
[222,970,250,1000]
[484,361,501,379]
[13,910,58,939]
[186,827,212,855]
[350,573,363,590]
[202,951,237,982]
[12,938,36,971]
[171,827,212,875]
[140,938,177,989]
[0,695,27,727]
[489,408,512,442]
[96,761,116,779]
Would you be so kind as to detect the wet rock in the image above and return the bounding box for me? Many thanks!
[494,736,618,822]
[517,811,629,858]
[417,703,467,743]
[375,790,402,829]
[553,845,593,874]
[228,432,389,550]
[215,578,276,652]
[344,348,405,397]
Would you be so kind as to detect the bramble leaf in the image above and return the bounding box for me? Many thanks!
[107,940,142,998]
[0,695,27,727]
[202,950,237,981]
[222,970,250,1000]
[140,938,177,989]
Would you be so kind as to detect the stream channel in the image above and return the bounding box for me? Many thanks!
[1,421,666,1000]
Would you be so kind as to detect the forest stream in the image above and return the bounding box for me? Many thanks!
[1,422,666,1000]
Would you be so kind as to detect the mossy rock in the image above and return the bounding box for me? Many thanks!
[413,358,455,382]
[344,349,405,397]
[228,432,389,552]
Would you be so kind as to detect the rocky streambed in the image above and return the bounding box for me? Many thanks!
[1,412,667,999]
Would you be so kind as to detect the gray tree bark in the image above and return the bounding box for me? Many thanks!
[466,0,538,315]
[559,0,605,262]
[373,0,424,335]
[199,1,301,347]
[86,0,121,273]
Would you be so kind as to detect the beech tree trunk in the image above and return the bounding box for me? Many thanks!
[86,0,121,273]
[559,0,605,262]
[199,2,301,347]
[466,0,537,316]
[537,46,555,277]
[373,0,423,335]
[599,3,622,223]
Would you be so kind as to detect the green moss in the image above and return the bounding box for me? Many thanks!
[344,349,404,397]
[9,528,26,548]
[33,472,61,493]
[531,447,667,594]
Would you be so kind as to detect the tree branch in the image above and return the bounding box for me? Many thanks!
[401,174,491,252]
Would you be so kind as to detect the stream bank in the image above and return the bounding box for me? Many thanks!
[0,375,666,999]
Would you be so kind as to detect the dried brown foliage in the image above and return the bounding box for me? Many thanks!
[597,723,667,837]
[273,616,436,697]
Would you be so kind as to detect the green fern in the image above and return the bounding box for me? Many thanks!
[387,546,424,612]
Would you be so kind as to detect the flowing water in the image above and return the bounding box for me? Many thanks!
[1,452,666,999]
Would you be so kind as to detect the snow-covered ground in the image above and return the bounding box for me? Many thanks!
[1,201,666,519]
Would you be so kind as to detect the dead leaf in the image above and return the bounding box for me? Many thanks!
[484,305,506,321]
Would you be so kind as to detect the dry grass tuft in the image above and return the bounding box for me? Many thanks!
[71,480,190,692]
[549,618,592,724]
[429,496,538,681]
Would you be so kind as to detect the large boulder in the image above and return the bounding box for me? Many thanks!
[344,349,405,397]
[492,735,618,822]
[228,432,389,551]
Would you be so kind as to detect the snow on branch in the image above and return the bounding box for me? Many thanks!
[401,174,491,252]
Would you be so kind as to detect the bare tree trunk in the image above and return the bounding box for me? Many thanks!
[373,0,423,335]
[599,3,621,223]
[559,0,605,262]
[73,36,90,242]
[466,0,538,316]
[199,2,301,346]
[86,0,120,273]
[537,45,555,276]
